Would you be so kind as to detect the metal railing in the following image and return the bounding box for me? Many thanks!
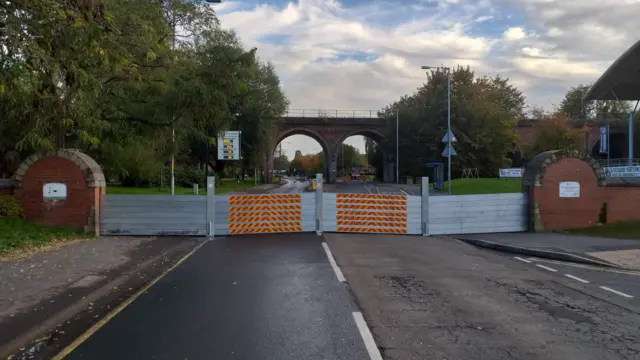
[283,109,381,118]
[598,158,640,167]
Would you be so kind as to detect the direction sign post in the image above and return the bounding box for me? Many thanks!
[441,129,457,195]
[217,131,242,161]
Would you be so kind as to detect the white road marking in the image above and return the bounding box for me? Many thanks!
[364,185,373,194]
[600,286,634,298]
[352,312,383,360]
[536,264,558,272]
[564,274,590,283]
[514,256,532,263]
[322,242,346,282]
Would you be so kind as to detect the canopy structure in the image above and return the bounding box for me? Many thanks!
[584,40,640,101]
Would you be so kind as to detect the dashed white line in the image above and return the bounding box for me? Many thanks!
[536,264,558,272]
[352,312,383,360]
[600,286,634,298]
[322,242,346,282]
[514,256,532,263]
[564,274,590,284]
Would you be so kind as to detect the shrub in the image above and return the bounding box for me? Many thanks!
[0,195,24,218]
[162,165,206,188]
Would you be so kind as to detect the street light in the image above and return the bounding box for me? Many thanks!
[170,0,222,196]
[421,65,453,195]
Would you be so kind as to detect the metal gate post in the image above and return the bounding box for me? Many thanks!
[421,176,429,236]
[315,173,323,235]
[207,176,215,238]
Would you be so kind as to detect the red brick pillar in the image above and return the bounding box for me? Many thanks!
[522,149,607,231]
[12,149,106,234]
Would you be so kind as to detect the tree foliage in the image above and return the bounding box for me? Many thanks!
[557,84,631,127]
[528,113,584,156]
[0,0,289,184]
[379,66,523,178]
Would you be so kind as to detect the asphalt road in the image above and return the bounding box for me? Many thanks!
[270,177,310,193]
[508,255,640,301]
[330,181,420,195]
[326,233,640,359]
[63,234,368,360]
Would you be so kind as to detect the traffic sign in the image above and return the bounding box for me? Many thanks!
[441,143,457,157]
[441,130,457,143]
[217,131,242,160]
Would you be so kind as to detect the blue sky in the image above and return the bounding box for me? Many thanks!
[212,0,640,158]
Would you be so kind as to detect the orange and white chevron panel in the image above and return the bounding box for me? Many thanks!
[332,193,410,234]
[227,194,303,234]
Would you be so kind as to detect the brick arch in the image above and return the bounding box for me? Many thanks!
[270,127,333,181]
[335,128,386,154]
[12,149,105,233]
[523,149,607,231]
[13,149,106,188]
[273,127,332,157]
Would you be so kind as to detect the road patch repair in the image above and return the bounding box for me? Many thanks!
[324,233,640,359]
[0,236,202,360]
[453,232,640,270]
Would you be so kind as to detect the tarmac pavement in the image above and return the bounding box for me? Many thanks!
[456,232,640,270]
[61,234,369,360]
[325,233,640,359]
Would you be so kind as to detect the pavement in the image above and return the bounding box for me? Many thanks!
[58,234,368,360]
[0,237,201,359]
[326,233,640,359]
[455,232,640,270]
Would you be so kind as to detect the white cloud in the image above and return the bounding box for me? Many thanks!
[215,0,640,156]
[504,27,526,40]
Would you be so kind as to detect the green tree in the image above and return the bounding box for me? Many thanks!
[557,84,631,126]
[0,0,290,185]
[528,113,584,156]
[337,144,364,176]
[379,66,521,178]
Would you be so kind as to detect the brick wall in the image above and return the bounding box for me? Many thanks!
[16,157,92,229]
[11,149,106,234]
[526,150,640,231]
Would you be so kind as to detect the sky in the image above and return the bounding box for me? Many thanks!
[211,0,640,159]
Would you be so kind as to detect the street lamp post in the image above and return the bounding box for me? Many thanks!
[396,109,399,184]
[168,0,221,196]
[421,65,454,195]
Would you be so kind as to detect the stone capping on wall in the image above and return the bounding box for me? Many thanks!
[12,148,106,189]
[522,149,607,189]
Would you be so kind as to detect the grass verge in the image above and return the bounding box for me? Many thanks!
[107,178,261,195]
[417,178,522,195]
[0,218,90,260]
[566,221,640,240]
